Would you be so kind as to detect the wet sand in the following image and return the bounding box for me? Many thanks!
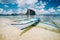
[0,18,60,40]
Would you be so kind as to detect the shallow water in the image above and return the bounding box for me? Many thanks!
[0,15,60,29]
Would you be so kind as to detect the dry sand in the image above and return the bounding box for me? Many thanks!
[0,18,23,40]
[0,18,60,40]
[19,27,60,40]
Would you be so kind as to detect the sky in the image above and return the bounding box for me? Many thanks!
[0,0,60,14]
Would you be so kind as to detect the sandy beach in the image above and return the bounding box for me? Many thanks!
[19,27,60,40]
[0,18,22,40]
[0,18,60,40]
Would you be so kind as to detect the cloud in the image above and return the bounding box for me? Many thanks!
[57,5,60,12]
[4,5,9,7]
[0,0,49,14]
[0,8,3,14]
[36,1,47,9]
[28,1,47,10]
[17,0,38,7]
[0,8,14,14]
[40,1,46,6]
[28,1,48,14]
[48,8,56,13]
[0,8,7,14]
[57,9,60,12]
[17,8,27,14]
[57,5,60,8]
[0,8,27,14]
[29,7,49,14]
[25,0,37,5]
[31,1,47,10]
[0,0,16,4]
[16,0,47,14]
[6,9,13,14]
[39,5,45,9]
[36,9,49,14]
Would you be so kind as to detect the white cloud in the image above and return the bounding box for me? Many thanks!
[28,1,47,10]
[40,2,46,9]
[0,0,37,5]
[48,8,56,13]
[17,8,27,14]
[25,1,48,14]
[36,9,49,14]
[0,8,14,14]
[4,5,9,7]
[39,5,45,9]
[40,1,46,6]
[57,9,60,12]
[34,1,46,9]
[2,9,13,14]
[6,9,13,14]
[28,1,47,14]
[16,0,38,7]
[16,0,25,7]
[0,8,27,14]
[0,8,3,14]
[0,0,16,4]
[57,5,60,8]
[29,8,49,14]
[16,0,38,14]
[25,0,37,5]
[0,0,49,14]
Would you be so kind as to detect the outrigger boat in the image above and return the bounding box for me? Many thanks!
[11,9,40,30]
[11,18,40,30]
